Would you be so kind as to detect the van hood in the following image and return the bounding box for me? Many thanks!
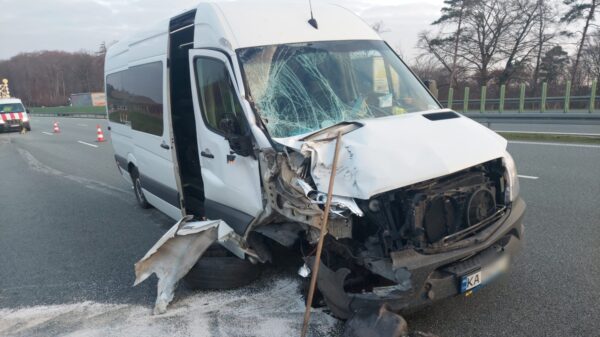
[275,110,508,200]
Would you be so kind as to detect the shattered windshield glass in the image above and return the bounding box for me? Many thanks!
[237,40,440,138]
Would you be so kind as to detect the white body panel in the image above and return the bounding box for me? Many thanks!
[105,1,509,225]
[188,49,263,217]
[277,110,508,200]
[106,23,180,220]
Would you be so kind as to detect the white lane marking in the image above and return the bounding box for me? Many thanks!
[77,140,98,148]
[42,132,53,136]
[77,123,88,127]
[498,130,600,137]
[518,175,539,180]
[509,141,600,149]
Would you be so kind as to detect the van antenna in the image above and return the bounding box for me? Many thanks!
[307,0,318,29]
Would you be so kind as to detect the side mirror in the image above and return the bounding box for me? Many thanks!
[219,114,253,157]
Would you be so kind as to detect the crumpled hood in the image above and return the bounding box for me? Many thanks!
[276,110,508,200]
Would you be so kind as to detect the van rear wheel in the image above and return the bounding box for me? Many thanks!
[131,168,151,209]
[183,245,261,290]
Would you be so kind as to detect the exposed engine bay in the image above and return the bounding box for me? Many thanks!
[134,126,523,328]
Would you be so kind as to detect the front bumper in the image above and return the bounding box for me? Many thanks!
[0,121,29,132]
[314,197,526,318]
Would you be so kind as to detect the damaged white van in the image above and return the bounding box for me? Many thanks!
[106,1,525,318]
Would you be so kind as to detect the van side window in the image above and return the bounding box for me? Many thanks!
[106,72,128,125]
[194,57,244,135]
[106,61,164,136]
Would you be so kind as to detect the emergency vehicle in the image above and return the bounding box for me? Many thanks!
[0,98,31,132]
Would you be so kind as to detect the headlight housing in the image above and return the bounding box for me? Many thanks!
[503,151,520,203]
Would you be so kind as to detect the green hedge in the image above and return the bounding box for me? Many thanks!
[30,106,106,115]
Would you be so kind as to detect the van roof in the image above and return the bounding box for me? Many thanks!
[210,1,380,49]
[106,1,380,70]
[0,98,23,104]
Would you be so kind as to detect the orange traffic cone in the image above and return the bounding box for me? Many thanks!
[96,125,105,142]
[53,121,60,133]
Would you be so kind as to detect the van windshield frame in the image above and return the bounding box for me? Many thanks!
[0,103,25,113]
[236,40,440,139]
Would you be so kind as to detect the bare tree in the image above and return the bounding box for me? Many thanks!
[371,21,390,34]
[416,32,454,76]
[457,0,515,86]
[561,0,598,85]
[497,0,543,85]
[531,0,559,90]
[0,49,105,106]
[581,30,600,82]
[432,0,472,87]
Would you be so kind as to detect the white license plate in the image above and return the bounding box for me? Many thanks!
[460,255,509,293]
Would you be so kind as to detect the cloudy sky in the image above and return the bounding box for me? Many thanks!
[0,0,442,61]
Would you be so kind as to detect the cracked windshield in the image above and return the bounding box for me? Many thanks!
[238,40,440,138]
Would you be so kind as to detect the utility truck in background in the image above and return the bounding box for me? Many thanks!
[105,0,525,325]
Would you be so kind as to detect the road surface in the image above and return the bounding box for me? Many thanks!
[1,117,599,337]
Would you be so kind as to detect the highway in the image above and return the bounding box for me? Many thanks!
[1,117,599,337]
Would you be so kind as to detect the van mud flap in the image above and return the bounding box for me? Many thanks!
[133,215,239,314]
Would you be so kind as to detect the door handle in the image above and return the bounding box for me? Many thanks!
[160,141,170,150]
[200,150,214,159]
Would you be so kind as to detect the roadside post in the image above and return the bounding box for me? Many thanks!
[480,86,487,113]
[499,85,506,113]
[463,87,470,113]
[541,82,547,113]
[590,80,597,113]
[564,81,571,113]
[519,84,526,113]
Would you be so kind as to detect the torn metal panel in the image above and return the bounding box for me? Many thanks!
[133,216,242,314]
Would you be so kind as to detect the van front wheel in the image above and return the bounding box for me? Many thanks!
[131,169,151,209]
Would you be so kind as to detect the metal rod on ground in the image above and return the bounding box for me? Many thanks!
[300,131,344,337]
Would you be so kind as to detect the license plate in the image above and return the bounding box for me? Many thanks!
[460,255,509,293]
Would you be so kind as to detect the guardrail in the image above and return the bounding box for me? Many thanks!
[439,80,598,114]
[463,112,600,125]
[29,106,106,119]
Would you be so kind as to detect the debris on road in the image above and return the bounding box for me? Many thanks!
[134,215,246,314]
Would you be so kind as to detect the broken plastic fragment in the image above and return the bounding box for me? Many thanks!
[298,263,311,278]
[133,216,236,314]
[294,177,364,217]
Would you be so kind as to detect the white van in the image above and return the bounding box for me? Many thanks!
[0,98,31,132]
[105,1,525,318]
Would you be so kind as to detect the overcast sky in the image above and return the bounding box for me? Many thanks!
[0,0,442,61]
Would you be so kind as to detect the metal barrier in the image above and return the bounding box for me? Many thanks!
[440,80,598,114]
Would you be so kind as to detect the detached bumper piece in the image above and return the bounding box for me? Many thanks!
[314,198,525,318]
[134,215,242,314]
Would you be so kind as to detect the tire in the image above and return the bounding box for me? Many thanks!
[183,246,262,290]
[131,168,151,209]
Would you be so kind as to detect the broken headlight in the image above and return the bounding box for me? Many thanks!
[503,152,520,203]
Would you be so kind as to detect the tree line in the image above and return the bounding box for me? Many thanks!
[413,0,598,99]
[0,45,106,107]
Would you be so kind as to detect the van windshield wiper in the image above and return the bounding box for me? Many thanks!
[300,121,363,142]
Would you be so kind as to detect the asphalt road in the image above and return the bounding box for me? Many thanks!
[1,117,599,337]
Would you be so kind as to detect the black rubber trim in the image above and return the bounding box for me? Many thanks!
[114,154,128,170]
[204,199,254,235]
[169,9,196,32]
[139,173,180,207]
[423,111,460,121]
